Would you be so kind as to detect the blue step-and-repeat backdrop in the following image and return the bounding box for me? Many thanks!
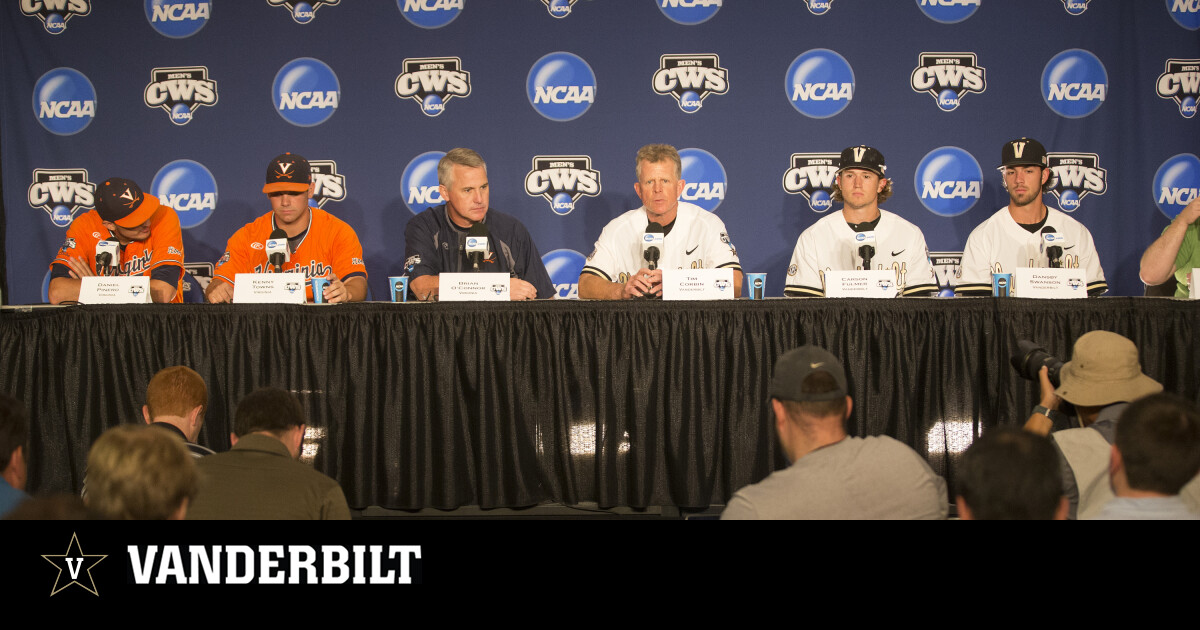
[3,0,1200,303]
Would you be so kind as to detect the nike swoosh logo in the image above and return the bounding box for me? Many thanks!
[686,245,699,255]
[1064,245,1076,250]
[891,249,905,257]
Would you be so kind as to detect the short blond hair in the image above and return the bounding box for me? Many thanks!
[635,144,682,181]
[86,425,198,520]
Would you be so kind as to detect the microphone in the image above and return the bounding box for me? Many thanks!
[266,229,289,273]
[855,231,877,270]
[95,240,119,270]
[466,222,489,271]
[1041,226,1062,269]
[643,223,664,271]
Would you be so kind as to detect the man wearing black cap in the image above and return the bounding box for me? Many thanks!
[721,345,947,520]
[783,145,937,297]
[48,177,185,304]
[955,137,1107,296]
[206,153,367,303]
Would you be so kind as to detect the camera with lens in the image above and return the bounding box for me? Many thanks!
[1011,340,1064,387]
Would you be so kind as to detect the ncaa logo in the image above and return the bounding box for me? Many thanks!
[401,151,445,214]
[398,0,463,29]
[806,0,834,15]
[144,67,218,125]
[145,1,210,38]
[267,0,340,24]
[542,249,586,299]
[33,68,96,136]
[785,49,854,119]
[527,52,596,122]
[28,169,95,228]
[916,0,980,24]
[20,0,90,34]
[1167,0,1200,30]
[1061,0,1091,15]
[1042,49,1108,118]
[915,146,982,217]
[1153,153,1200,220]
[525,156,601,216]
[273,58,340,127]
[150,159,218,228]
[910,52,986,112]
[782,153,841,213]
[679,148,727,212]
[653,54,729,113]
[1157,59,1200,118]
[1046,153,1107,212]
[309,160,346,208]
[395,57,471,117]
[541,0,578,18]
[658,0,722,25]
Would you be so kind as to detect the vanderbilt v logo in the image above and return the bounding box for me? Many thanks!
[1013,142,1027,158]
[853,147,867,162]
[42,533,107,596]
[66,557,83,580]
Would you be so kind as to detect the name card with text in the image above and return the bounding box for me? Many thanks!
[662,269,736,300]
[233,273,307,304]
[440,273,510,301]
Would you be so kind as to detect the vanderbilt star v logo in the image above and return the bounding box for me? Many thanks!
[42,533,107,596]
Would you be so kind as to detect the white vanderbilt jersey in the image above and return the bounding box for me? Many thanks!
[784,209,937,297]
[581,201,741,284]
[955,206,1108,296]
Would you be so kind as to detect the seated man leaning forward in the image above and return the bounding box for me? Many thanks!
[206,152,367,304]
[403,148,554,301]
[579,143,741,299]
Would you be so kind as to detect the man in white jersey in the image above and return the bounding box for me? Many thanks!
[955,137,1107,296]
[578,143,741,299]
[784,145,936,297]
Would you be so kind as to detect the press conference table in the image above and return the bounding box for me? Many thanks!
[1,297,1196,510]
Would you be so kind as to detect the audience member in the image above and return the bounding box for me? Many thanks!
[85,424,198,520]
[143,365,214,457]
[0,394,30,518]
[956,427,1067,520]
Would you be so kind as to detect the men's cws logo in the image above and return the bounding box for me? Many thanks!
[916,0,980,24]
[1157,59,1200,118]
[145,67,217,125]
[273,58,340,127]
[806,0,835,15]
[527,52,596,122]
[1167,0,1200,30]
[402,151,445,214]
[1046,153,1107,212]
[1042,49,1108,118]
[20,0,90,34]
[395,57,471,117]
[658,0,722,25]
[653,54,728,113]
[679,148,726,212]
[525,156,601,216]
[785,49,854,119]
[541,0,578,18]
[150,160,218,228]
[782,153,841,213]
[29,169,95,228]
[915,146,982,217]
[398,0,462,29]
[911,52,986,112]
[309,160,346,209]
[145,1,210,38]
[267,0,340,24]
[33,68,96,136]
[1153,154,1200,220]
[542,249,587,299]
[1061,0,1091,15]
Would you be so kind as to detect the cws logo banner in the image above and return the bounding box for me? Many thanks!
[916,0,980,24]
[929,251,962,297]
[29,169,95,228]
[1168,0,1200,30]
[1153,153,1200,220]
[33,68,96,136]
[273,58,340,127]
[679,148,726,212]
[542,249,587,299]
[398,0,463,29]
[806,0,834,14]
[150,159,218,228]
[658,0,722,25]
[1042,49,1108,118]
[910,53,986,112]
[267,0,340,24]
[144,67,218,125]
[1046,153,1107,212]
[525,156,601,216]
[782,153,840,213]
[20,0,90,34]
[401,151,445,214]
[309,160,346,209]
[785,49,854,119]
[652,54,729,113]
[915,146,982,217]
[145,1,210,38]
[541,0,579,18]
[395,57,471,117]
[1062,0,1091,15]
[527,52,596,122]
[1157,59,1200,118]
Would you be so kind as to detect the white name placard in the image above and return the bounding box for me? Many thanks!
[79,276,152,304]
[1190,268,1199,299]
[823,270,899,298]
[439,272,510,301]
[233,272,307,304]
[662,269,736,300]
[1012,267,1088,299]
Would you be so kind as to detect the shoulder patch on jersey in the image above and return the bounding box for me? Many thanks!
[788,263,798,276]
[587,248,597,260]
[168,246,183,256]
[60,237,77,252]
[404,255,420,272]
[219,251,230,265]
[352,257,364,266]
[719,232,730,244]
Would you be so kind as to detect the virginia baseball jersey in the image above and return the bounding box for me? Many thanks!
[213,207,366,302]
[955,206,1107,296]
[50,207,185,302]
[581,201,740,284]
[784,209,937,297]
